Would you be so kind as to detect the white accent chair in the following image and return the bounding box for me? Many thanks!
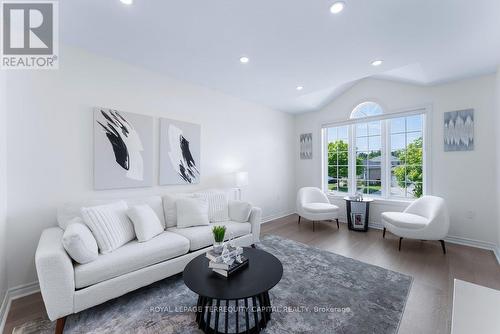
[296,187,340,231]
[381,195,450,253]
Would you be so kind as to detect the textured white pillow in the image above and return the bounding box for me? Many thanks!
[162,193,195,228]
[62,218,99,264]
[127,204,164,242]
[176,197,210,228]
[81,201,135,254]
[195,192,229,223]
[229,200,252,223]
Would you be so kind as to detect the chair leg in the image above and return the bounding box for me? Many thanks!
[298,216,301,224]
[383,228,386,238]
[336,218,339,229]
[55,317,66,334]
[439,240,446,254]
[398,237,403,251]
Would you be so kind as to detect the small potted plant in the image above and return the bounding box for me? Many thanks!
[212,225,226,254]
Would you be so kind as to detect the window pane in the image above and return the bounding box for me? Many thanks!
[390,165,405,197]
[356,151,369,165]
[391,133,406,150]
[356,137,368,151]
[356,180,367,194]
[326,126,350,193]
[368,166,382,181]
[356,165,367,179]
[406,132,422,146]
[338,165,349,178]
[407,182,423,198]
[367,181,382,195]
[328,140,349,153]
[368,136,381,151]
[327,127,337,142]
[406,165,423,197]
[337,126,348,140]
[390,117,406,134]
[356,123,368,137]
[351,102,383,119]
[338,178,349,193]
[368,121,381,135]
[407,115,423,132]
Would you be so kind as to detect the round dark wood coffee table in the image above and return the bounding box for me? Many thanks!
[183,247,283,334]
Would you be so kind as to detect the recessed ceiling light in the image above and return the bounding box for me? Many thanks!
[371,60,383,66]
[120,0,133,4]
[239,56,250,64]
[330,1,345,14]
[296,86,304,91]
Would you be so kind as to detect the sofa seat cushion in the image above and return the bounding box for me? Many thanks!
[74,231,190,289]
[168,221,251,251]
[381,212,429,230]
[302,202,339,213]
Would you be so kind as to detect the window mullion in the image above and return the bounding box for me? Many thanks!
[381,120,388,198]
[349,124,355,194]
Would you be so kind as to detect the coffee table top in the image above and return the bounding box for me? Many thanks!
[183,247,283,300]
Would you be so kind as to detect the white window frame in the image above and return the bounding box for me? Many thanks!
[321,105,432,200]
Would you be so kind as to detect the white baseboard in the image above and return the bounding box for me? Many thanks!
[0,281,40,333]
[261,210,296,224]
[368,222,500,265]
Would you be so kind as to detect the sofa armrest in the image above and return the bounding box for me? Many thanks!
[35,227,75,321]
[248,207,262,243]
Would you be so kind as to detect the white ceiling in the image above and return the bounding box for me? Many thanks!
[60,0,500,113]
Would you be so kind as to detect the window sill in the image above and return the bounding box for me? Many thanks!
[326,192,413,207]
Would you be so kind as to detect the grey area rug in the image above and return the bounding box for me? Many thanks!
[13,235,412,334]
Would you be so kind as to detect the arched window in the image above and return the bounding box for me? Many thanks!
[323,101,426,199]
[350,101,383,119]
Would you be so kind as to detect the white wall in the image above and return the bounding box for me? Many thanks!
[295,75,498,245]
[0,71,7,305]
[496,67,500,249]
[4,46,296,289]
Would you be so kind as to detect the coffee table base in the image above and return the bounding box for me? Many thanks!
[195,291,272,334]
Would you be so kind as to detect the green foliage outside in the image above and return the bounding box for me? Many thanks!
[393,137,423,198]
[328,140,364,192]
[212,226,226,243]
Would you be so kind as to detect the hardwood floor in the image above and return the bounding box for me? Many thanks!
[262,215,500,334]
[3,214,500,334]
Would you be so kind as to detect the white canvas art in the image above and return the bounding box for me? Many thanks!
[300,133,312,159]
[444,109,474,152]
[159,118,201,185]
[94,108,153,189]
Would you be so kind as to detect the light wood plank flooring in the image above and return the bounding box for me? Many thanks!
[3,214,500,334]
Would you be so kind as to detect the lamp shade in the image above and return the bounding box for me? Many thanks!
[236,172,249,187]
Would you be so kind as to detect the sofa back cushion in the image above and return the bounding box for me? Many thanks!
[162,193,196,228]
[176,197,210,228]
[127,204,164,242]
[58,196,166,230]
[81,201,135,254]
[195,191,229,223]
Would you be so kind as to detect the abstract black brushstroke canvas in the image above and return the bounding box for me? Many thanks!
[94,108,153,189]
[159,118,200,185]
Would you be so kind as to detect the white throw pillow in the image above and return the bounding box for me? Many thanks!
[127,204,164,242]
[229,200,252,223]
[195,192,229,223]
[62,218,99,264]
[176,197,210,228]
[81,201,135,254]
[162,193,195,228]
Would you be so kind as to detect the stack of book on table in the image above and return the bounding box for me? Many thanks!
[206,248,248,278]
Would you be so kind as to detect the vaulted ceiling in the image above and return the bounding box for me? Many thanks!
[60,0,500,113]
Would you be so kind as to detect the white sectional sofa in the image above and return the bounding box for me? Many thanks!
[35,189,261,328]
